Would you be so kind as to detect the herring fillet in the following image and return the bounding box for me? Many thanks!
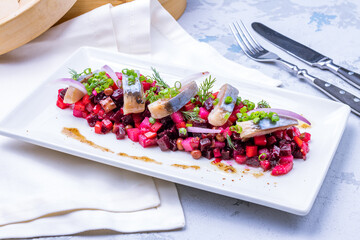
[122,73,145,115]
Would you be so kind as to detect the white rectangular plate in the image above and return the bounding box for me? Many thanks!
[0,47,350,215]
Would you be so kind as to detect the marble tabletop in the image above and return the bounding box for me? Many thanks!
[49,0,360,239]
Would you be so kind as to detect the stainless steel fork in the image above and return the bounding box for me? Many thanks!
[230,20,360,116]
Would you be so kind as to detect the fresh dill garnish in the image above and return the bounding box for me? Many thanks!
[257,100,271,108]
[181,111,203,122]
[69,68,91,81]
[226,134,235,150]
[197,75,216,104]
[151,67,168,89]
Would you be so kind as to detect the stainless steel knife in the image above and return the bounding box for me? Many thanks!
[252,22,360,90]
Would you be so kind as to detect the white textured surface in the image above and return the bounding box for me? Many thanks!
[16,0,360,239]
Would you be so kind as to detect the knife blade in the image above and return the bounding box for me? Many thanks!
[252,22,360,90]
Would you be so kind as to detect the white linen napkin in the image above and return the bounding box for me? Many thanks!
[0,0,280,238]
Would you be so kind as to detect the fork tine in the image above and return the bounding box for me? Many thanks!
[237,20,264,51]
[229,23,252,55]
[234,21,261,54]
[232,21,258,55]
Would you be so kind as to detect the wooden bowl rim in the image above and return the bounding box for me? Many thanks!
[0,0,46,25]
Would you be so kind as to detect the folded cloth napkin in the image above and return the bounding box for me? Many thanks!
[0,0,280,238]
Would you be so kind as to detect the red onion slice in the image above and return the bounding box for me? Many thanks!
[101,65,121,87]
[187,127,221,134]
[248,108,311,125]
[56,78,87,94]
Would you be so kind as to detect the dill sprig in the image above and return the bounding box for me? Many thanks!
[197,75,216,104]
[257,100,271,108]
[69,68,91,81]
[226,134,235,150]
[151,67,168,89]
[181,111,203,122]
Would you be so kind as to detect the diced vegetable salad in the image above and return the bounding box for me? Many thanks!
[56,66,311,176]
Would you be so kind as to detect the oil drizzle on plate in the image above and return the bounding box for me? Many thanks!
[171,164,200,170]
[211,162,237,173]
[117,153,162,165]
[62,127,114,153]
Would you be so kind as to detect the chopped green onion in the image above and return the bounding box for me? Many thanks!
[230,125,242,134]
[174,81,182,89]
[149,117,156,124]
[224,112,231,120]
[179,128,187,135]
[236,97,242,105]
[225,96,233,104]
[271,113,280,122]
[84,68,91,75]
[186,123,193,127]
[242,99,249,106]
[247,102,255,111]
[213,98,219,106]
[240,106,248,113]
[253,117,260,124]
[242,115,249,121]
[258,153,267,161]
[190,97,196,103]
[236,113,242,119]
[210,94,215,99]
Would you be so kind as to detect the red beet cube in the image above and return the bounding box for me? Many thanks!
[139,117,152,129]
[260,160,271,171]
[235,155,247,164]
[74,102,85,112]
[82,95,91,105]
[102,119,113,131]
[127,128,141,142]
[139,134,157,148]
[150,122,163,132]
[94,121,102,134]
[246,145,258,158]
[56,99,70,109]
[254,135,267,146]
[272,161,293,176]
[144,131,157,139]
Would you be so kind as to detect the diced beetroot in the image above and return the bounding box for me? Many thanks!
[142,82,151,91]
[58,88,67,99]
[112,123,125,133]
[272,161,293,176]
[190,137,200,149]
[74,102,85,112]
[222,127,232,137]
[110,110,123,123]
[98,109,105,119]
[214,141,225,148]
[94,121,102,134]
[171,111,184,124]
[258,148,270,157]
[280,144,292,156]
[82,95,91,105]
[246,157,260,167]
[235,155,247,164]
[132,113,143,123]
[273,130,283,139]
[73,109,85,118]
[213,148,222,158]
[139,117,152,129]
[102,119,113,131]
[228,112,237,123]
[85,102,94,113]
[111,82,119,90]
[157,135,171,151]
[301,142,309,156]
[144,131,157,139]
[176,122,186,129]
[200,138,211,151]
[203,97,214,111]
[199,107,209,120]
[150,122,163,132]
[283,130,291,141]
[140,127,149,134]
[184,103,195,111]
[127,128,141,142]
[116,127,126,139]
[135,122,141,129]
[246,145,258,157]
[260,160,271,171]
[254,135,267,146]
[182,137,194,152]
[300,132,311,142]
[279,155,294,164]
[266,136,277,146]
[93,104,102,114]
[139,134,157,148]
[56,98,70,109]
[86,114,99,127]
[100,97,116,113]
[202,149,213,159]
[221,149,231,160]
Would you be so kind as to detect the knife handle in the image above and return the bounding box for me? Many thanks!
[319,59,360,90]
[312,78,360,116]
[277,59,360,116]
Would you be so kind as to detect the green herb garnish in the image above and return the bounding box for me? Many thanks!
[83,71,113,95]
[257,100,271,108]
[182,111,202,122]
[69,68,91,81]
[197,75,216,104]
[151,67,168,89]
[226,134,235,150]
